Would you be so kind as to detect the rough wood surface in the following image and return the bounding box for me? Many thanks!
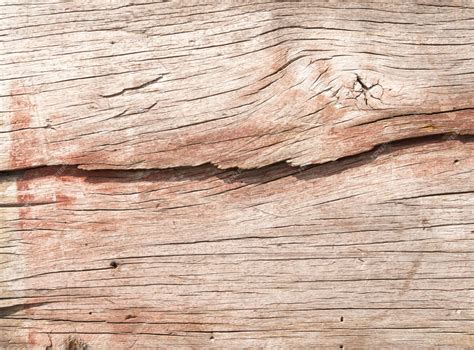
[1,1,474,349]
[1,139,473,349]
[1,0,473,171]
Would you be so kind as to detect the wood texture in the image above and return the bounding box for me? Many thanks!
[1,1,473,171]
[1,139,473,349]
[1,1,473,349]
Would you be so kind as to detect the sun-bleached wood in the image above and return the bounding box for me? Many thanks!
[1,0,473,171]
[1,140,473,349]
[1,1,473,349]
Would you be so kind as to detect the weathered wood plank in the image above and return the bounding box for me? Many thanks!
[1,0,473,171]
[1,139,473,349]
[1,1,473,349]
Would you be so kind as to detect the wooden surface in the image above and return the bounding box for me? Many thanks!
[1,0,473,171]
[1,1,473,349]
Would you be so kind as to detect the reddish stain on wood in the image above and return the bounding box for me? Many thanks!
[14,167,83,346]
[15,174,32,232]
[8,82,40,170]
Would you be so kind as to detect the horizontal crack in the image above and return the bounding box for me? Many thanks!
[99,75,163,98]
[351,107,474,127]
[0,302,51,317]
[1,133,472,184]
[0,201,57,208]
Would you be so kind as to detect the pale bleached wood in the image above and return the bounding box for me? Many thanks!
[0,139,473,349]
[1,1,474,349]
[0,0,473,171]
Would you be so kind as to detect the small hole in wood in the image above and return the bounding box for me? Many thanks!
[110,261,118,269]
[209,334,215,341]
[89,312,92,315]
[110,41,116,45]
[340,316,344,322]
[454,159,459,164]
[340,346,344,349]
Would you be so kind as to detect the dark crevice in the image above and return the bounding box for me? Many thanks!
[0,134,472,185]
[355,74,370,91]
[0,302,50,317]
[99,76,164,98]
[0,201,57,208]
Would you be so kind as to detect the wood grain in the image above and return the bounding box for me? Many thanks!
[1,139,473,349]
[1,0,473,171]
[1,1,473,349]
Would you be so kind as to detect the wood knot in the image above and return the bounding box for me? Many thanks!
[352,73,383,108]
